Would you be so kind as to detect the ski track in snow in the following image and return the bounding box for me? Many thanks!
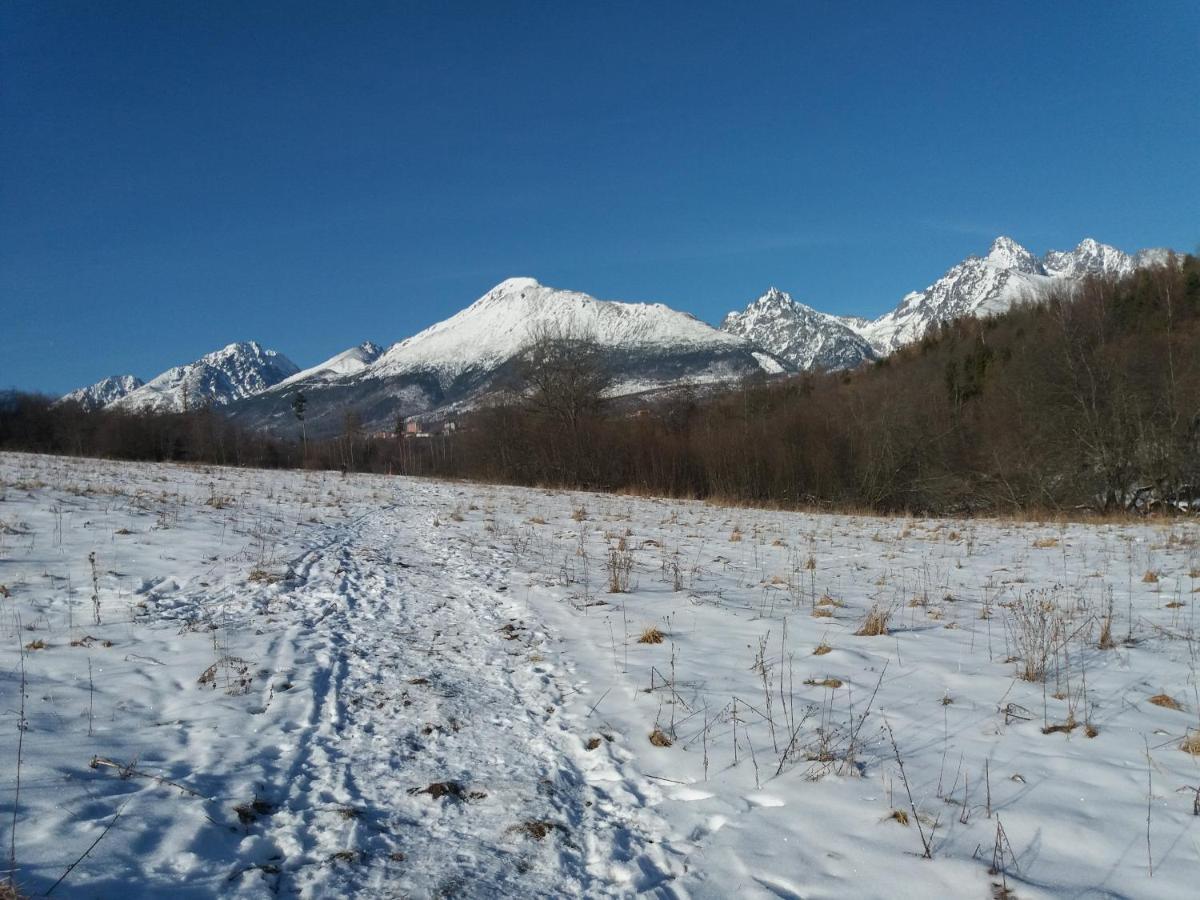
[232,510,678,897]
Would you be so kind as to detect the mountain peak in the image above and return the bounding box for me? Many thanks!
[491,277,541,294]
[985,236,1041,273]
[722,288,876,372]
[60,374,145,411]
[107,341,298,412]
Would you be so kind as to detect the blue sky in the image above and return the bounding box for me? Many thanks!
[3,1,1197,394]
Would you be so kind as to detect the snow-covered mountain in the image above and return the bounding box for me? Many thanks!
[275,341,382,389]
[855,237,1172,355]
[720,287,877,371]
[61,237,1176,433]
[370,277,772,386]
[109,341,298,413]
[224,278,790,436]
[60,374,145,411]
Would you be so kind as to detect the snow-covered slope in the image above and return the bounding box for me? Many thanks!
[720,287,877,371]
[110,341,298,413]
[857,237,1053,355]
[371,277,758,386]
[225,278,789,436]
[856,237,1172,355]
[59,374,144,410]
[275,341,382,389]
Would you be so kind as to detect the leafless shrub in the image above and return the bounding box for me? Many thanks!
[607,544,633,593]
[1005,589,1062,682]
[198,656,253,695]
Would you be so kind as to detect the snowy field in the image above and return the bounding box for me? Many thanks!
[2,452,1199,898]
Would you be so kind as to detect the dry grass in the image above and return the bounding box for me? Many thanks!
[637,626,664,644]
[648,728,673,747]
[1032,537,1059,549]
[888,809,909,825]
[804,677,843,689]
[1181,730,1200,755]
[1041,715,1078,735]
[514,820,561,841]
[1149,693,1183,711]
[855,603,894,637]
[813,642,832,655]
[729,527,743,542]
[1142,570,1160,584]
[23,639,46,651]
[812,608,833,618]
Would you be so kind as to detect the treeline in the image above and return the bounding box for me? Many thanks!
[0,393,454,476]
[454,255,1200,514]
[3,254,1197,515]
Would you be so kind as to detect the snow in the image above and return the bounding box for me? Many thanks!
[108,342,298,413]
[273,342,383,390]
[850,236,1169,356]
[368,278,753,388]
[722,287,877,371]
[4,451,1199,897]
[59,375,144,411]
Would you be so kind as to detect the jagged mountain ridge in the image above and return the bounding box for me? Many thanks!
[722,237,1175,366]
[856,237,1170,355]
[224,277,791,436]
[108,341,299,413]
[63,237,1176,431]
[720,287,877,372]
[60,374,145,411]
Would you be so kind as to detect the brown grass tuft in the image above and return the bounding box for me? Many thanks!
[804,677,843,689]
[855,603,893,637]
[1181,730,1200,755]
[1032,537,1059,549]
[888,809,909,825]
[649,729,673,747]
[637,626,664,644]
[1149,693,1183,711]
[1142,570,1159,584]
[813,642,832,655]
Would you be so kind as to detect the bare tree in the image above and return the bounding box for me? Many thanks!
[514,323,613,484]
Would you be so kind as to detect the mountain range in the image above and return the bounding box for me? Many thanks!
[62,237,1175,435]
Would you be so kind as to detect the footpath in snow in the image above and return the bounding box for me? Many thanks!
[2,452,1199,898]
